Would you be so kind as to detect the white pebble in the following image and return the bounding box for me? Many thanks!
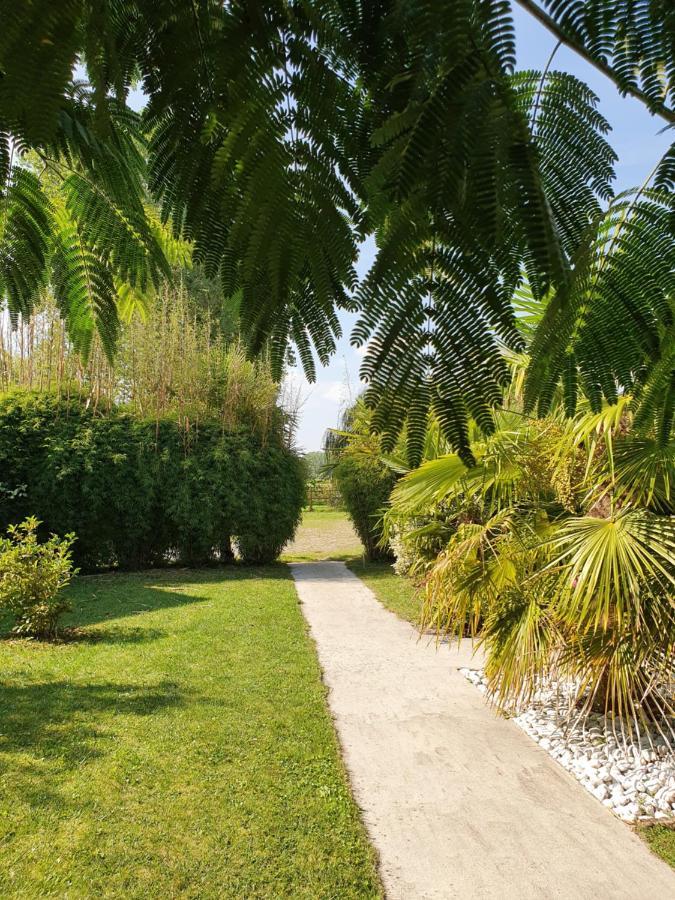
[592,784,609,801]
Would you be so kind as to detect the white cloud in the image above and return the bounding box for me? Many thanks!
[320,381,347,404]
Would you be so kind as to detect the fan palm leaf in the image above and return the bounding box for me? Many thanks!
[547,509,675,631]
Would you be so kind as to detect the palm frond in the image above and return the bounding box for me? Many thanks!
[0,87,169,354]
[357,58,617,461]
[525,0,675,121]
[547,509,675,631]
[526,189,675,430]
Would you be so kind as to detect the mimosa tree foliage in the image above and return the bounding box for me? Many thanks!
[1,1,674,459]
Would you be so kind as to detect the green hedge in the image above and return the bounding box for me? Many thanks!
[0,392,304,569]
[331,453,396,561]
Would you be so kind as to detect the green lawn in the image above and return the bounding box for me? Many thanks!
[282,506,364,561]
[345,559,422,626]
[0,567,381,898]
[639,824,675,869]
[300,505,347,523]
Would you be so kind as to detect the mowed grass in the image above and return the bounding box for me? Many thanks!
[0,567,381,898]
[282,507,363,561]
[345,559,422,626]
[639,824,675,869]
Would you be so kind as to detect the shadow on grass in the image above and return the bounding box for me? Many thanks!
[67,625,167,644]
[0,678,184,760]
[1,626,167,646]
[0,565,290,811]
[0,563,291,635]
[0,678,185,811]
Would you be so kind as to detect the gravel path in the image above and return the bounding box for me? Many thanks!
[291,560,675,900]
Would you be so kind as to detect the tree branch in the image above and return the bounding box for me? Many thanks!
[515,0,675,125]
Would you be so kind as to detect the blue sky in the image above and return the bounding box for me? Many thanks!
[290,5,673,451]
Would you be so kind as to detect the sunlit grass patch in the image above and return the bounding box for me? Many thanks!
[0,566,381,898]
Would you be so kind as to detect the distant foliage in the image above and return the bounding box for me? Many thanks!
[305,479,343,510]
[327,403,397,561]
[302,451,342,510]
[0,393,304,569]
[331,454,396,561]
[303,451,327,480]
[0,516,77,638]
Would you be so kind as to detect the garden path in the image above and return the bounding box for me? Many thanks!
[290,560,675,899]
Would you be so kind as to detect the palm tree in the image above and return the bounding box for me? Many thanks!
[388,396,675,732]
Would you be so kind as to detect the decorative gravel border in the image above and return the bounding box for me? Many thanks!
[460,668,675,823]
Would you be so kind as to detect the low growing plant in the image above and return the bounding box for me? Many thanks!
[0,517,77,638]
[390,404,675,733]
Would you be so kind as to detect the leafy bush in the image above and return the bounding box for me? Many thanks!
[386,511,455,576]
[327,404,397,561]
[0,392,304,570]
[0,517,77,638]
[331,454,396,561]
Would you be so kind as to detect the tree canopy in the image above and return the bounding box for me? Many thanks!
[1,1,674,461]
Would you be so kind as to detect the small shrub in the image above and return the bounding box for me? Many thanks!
[385,502,465,576]
[326,401,398,561]
[0,517,77,638]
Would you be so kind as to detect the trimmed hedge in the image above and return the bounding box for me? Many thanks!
[331,453,396,561]
[0,392,304,569]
